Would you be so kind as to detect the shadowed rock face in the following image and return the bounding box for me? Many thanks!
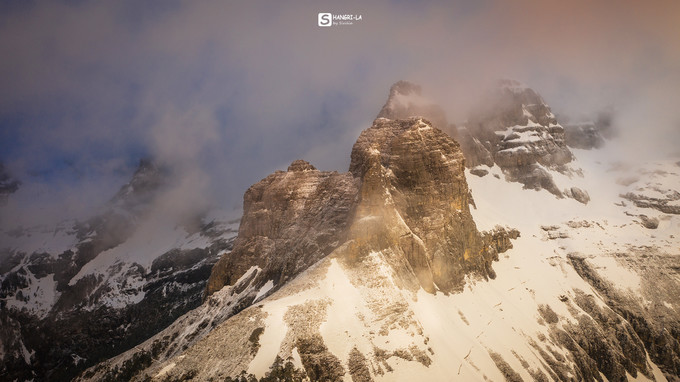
[206,161,360,297]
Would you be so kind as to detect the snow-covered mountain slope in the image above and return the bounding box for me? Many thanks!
[0,160,239,381]
[78,114,521,381]
[86,146,680,381]
[50,81,680,381]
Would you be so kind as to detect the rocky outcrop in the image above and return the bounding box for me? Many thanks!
[458,79,577,199]
[622,191,680,214]
[207,118,513,298]
[346,117,509,292]
[206,160,359,297]
[564,187,591,204]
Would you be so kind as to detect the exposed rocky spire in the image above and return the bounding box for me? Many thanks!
[376,80,448,129]
[206,116,516,298]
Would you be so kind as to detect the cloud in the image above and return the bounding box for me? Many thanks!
[0,0,679,227]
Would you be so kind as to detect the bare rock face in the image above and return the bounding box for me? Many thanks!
[564,187,591,205]
[459,79,575,198]
[207,117,516,298]
[287,159,316,172]
[205,162,360,297]
[347,117,507,292]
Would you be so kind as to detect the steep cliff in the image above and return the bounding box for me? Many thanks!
[346,117,505,293]
[206,160,359,297]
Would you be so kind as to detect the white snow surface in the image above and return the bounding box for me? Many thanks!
[4,273,59,318]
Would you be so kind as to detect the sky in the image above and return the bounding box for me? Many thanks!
[1,0,679,228]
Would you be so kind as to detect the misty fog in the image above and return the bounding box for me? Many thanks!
[1,0,679,231]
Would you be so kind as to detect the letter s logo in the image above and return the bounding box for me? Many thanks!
[318,13,331,27]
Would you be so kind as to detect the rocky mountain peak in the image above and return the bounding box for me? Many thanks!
[469,79,558,134]
[287,159,317,172]
[347,116,514,292]
[205,162,359,297]
[459,80,584,200]
[206,115,516,302]
[377,81,448,129]
[108,158,166,212]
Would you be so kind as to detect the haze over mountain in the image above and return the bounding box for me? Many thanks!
[1,1,680,381]
[1,0,679,233]
[72,80,680,382]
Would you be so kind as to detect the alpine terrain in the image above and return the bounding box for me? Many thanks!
[0,160,239,381]
[4,81,680,382]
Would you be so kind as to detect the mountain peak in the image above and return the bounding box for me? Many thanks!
[459,80,580,199]
[287,159,317,172]
[109,158,166,210]
[388,80,422,97]
[376,81,448,130]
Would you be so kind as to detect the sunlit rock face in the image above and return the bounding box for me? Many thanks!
[347,117,508,293]
[206,116,515,299]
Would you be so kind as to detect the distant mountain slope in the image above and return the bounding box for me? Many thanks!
[0,160,238,381]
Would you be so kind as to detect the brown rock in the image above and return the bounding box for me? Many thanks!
[346,117,511,292]
[208,117,518,298]
[205,161,359,297]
